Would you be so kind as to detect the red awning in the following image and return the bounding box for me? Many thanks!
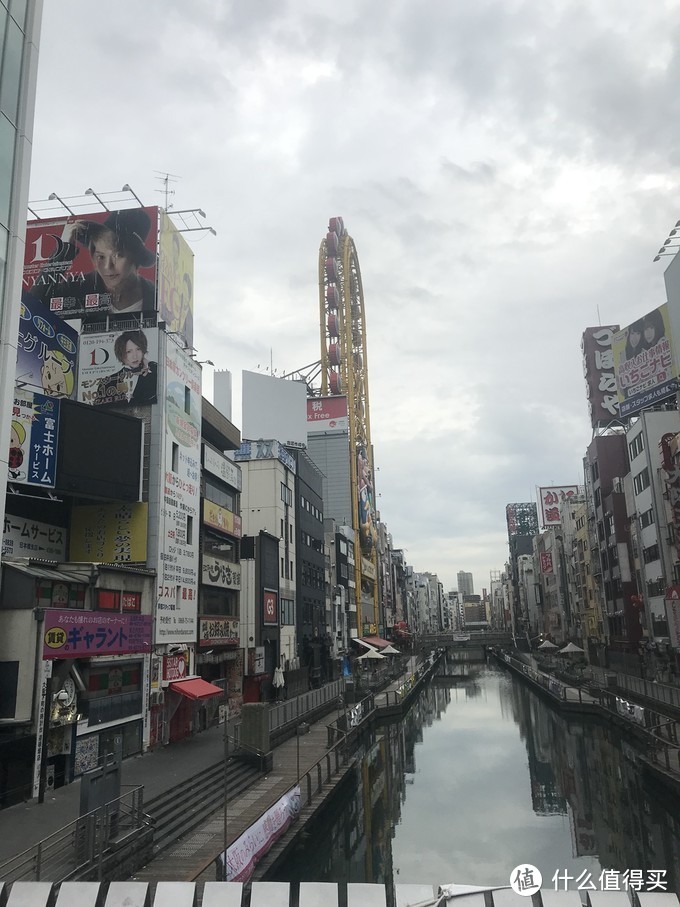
[359,636,393,649]
[168,678,224,700]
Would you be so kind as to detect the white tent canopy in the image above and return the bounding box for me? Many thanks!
[558,642,585,654]
[537,640,558,650]
[358,648,386,660]
[381,644,400,655]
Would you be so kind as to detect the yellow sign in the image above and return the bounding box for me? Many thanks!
[158,210,195,349]
[70,503,148,562]
[44,627,67,649]
[203,500,242,538]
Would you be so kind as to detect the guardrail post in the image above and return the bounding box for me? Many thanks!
[36,840,42,881]
[317,764,322,793]
[306,772,312,805]
[326,753,331,782]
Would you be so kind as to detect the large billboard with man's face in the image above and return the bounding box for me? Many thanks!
[77,328,159,407]
[23,207,158,319]
[612,304,680,417]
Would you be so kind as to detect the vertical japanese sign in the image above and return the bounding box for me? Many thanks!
[156,342,201,644]
[581,325,620,428]
[9,389,60,488]
[32,659,52,798]
[538,486,579,528]
[540,552,554,574]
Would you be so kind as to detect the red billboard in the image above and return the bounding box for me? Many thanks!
[23,207,158,319]
[540,552,554,574]
[581,326,620,428]
[263,589,278,625]
[307,395,348,432]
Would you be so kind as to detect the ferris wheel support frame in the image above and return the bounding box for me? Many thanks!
[319,220,378,636]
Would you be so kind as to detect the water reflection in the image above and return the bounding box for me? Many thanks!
[271,654,680,889]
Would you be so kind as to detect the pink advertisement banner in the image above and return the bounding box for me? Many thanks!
[42,609,152,659]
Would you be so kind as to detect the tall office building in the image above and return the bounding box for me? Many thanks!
[0,0,44,518]
[457,571,474,596]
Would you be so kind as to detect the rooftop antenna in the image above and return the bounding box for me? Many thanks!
[596,304,601,326]
[154,171,180,210]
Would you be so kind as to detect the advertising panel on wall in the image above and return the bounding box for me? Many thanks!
[2,516,67,559]
[42,610,152,659]
[612,304,680,417]
[263,589,278,626]
[203,445,242,491]
[23,207,159,319]
[581,326,620,428]
[16,294,79,400]
[306,395,349,432]
[540,552,554,574]
[156,341,201,644]
[202,555,241,590]
[203,500,242,538]
[538,486,579,528]
[505,502,539,538]
[70,502,148,562]
[199,615,240,647]
[9,389,60,487]
[357,445,377,554]
[158,210,194,349]
[78,328,159,406]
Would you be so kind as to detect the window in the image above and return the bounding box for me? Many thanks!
[629,433,645,461]
[281,598,295,625]
[591,461,599,482]
[184,386,191,414]
[280,483,292,505]
[97,589,121,612]
[640,509,655,529]
[172,442,179,473]
[643,544,660,565]
[281,557,285,577]
[187,515,193,545]
[633,468,650,495]
[281,518,284,539]
[594,488,601,508]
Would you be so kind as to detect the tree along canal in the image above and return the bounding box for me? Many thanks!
[268,653,680,889]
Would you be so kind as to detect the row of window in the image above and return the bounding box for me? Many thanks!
[633,467,650,495]
[300,494,322,521]
[629,432,645,461]
[300,530,323,552]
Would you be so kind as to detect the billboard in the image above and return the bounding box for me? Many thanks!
[612,304,679,417]
[306,395,349,432]
[202,555,241,589]
[581,326,620,428]
[242,371,308,447]
[263,589,278,625]
[78,327,159,407]
[23,207,158,319]
[16,294,79,399]
[9,389,60,487]
[538,486,579,528]
[70,502,148,562]
[357,445,377,554]
[42,610,152,659]
[203,445,241,491]
[506,502,539,538]
[158,210,194,348]
[203,501,242,538]
[199,615,240,647]
[540,552,554,574]
[156,340,202,644]
[2,516,67,559]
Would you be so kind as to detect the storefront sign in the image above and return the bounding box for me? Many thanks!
[42,610,152,659]
[247,647,265,675]
[203,500,242,538]
[2,516,67,559]
[163,653,188,681]
[263,589,278,626]
[199,616,240,647]
[202,555,241,590]
[204,445,242,491]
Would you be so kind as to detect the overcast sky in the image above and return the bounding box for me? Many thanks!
[28,0,680,594]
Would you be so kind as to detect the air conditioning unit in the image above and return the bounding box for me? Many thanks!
[150,690,165,707]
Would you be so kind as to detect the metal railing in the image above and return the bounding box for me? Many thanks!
[615,672,680,711]
[0,785,149,884]
[268,679,345,733]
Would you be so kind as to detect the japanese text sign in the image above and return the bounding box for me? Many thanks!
[42,609,152,659]
[581,325,620,428]
[9,389,60,488]
[538,485,579,528]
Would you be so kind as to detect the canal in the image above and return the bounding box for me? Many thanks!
[270,653,680,889]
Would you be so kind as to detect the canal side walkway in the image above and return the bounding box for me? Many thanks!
[495,650,680,792]
[0,654,439,881]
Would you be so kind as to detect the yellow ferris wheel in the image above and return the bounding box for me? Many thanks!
[318,217,378,634]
